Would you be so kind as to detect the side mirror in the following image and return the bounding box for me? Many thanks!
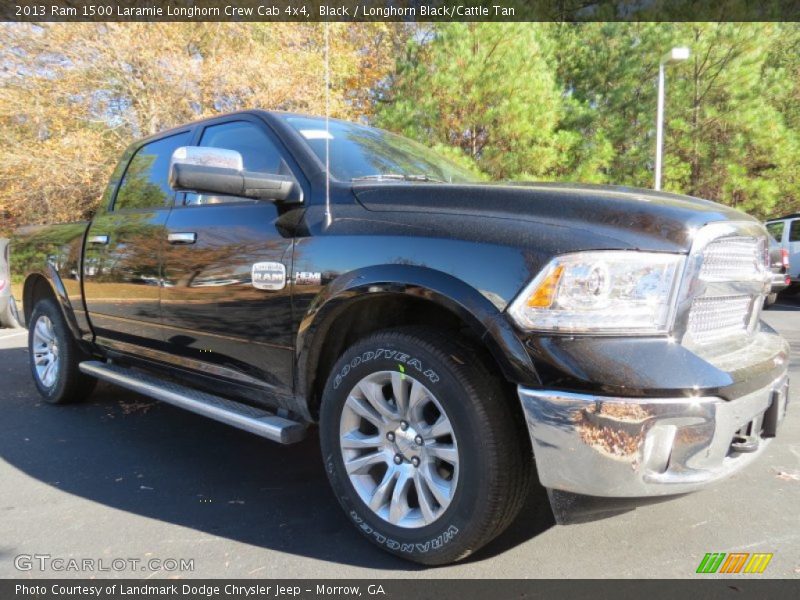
[168,146,300,202]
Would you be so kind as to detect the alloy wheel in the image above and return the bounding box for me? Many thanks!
[32,315,59,388]
[339,370,459,528]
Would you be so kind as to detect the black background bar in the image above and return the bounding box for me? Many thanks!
[4,0,800,23]
[5,579,800,600]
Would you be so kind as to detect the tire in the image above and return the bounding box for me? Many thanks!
[764,293,778,309]
[319,327,532,565]
[28,297,96,404]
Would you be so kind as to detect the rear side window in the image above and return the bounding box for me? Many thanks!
[114,132,192,211]
[766,221,785,242]
[789,220,800,242]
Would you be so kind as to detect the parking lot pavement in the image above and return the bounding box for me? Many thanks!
[1,307,799,580]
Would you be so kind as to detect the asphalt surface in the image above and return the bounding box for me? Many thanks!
[1,304,799,579]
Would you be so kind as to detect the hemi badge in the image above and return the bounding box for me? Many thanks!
[295,271,322,286]
[251,262,286,291]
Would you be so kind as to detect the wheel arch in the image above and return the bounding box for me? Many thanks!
[295,265,539,422]
[22,267,82,341]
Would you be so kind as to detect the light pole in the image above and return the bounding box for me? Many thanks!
[654,46,690,191]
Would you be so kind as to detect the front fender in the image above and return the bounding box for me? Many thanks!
[295,264,540,418]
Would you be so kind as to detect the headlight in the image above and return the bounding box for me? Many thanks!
[508,251,684,334]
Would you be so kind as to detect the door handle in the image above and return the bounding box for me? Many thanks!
[87,235,109,245]
[168,232,197,245]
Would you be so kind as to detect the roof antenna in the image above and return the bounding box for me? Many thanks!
[323,21,332,229]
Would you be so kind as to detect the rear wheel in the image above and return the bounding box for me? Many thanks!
[28,298,96,404]
[319,327,531,565]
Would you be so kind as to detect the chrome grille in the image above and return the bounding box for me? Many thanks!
[699,235,768,282]
[679,222,770,349]
[687,295,752,342]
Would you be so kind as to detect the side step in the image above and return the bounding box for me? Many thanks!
[79,361,306,444]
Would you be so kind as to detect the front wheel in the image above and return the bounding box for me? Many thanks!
[319,327,531,565]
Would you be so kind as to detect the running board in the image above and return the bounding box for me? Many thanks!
[79,361,306,444]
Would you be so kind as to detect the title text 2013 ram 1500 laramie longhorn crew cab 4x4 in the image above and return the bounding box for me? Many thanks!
[11,111,791,565]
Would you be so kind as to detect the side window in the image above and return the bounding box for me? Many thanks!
[113,132,192,211]
[789,221,800,242]
[766,221,785,242]
[201,121,283,172]
[184,121,286,207]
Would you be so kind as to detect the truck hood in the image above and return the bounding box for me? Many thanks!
[352,181,756,253]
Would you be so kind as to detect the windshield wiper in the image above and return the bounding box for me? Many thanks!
[352,173,446,183]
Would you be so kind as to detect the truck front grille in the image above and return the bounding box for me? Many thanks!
[699,236,767,282]
[687,295,753,343]
[679,223,769,349]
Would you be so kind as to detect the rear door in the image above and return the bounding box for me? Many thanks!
[159,117,298,395]
[83,130,192,352]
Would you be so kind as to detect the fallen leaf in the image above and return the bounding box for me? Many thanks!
[119,400,154,415]
[776,471,800,481]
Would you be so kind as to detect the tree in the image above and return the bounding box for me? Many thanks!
[376,23,568,180]
[552,22,800,218]
[663,23,793,216]
[0,23,407,233]
[4,22,800,231]
[551,22,670,185]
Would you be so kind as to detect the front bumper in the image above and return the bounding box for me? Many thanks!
[518,372,789,497]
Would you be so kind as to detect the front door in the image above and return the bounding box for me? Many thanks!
[160,118,297,395]
[83,130,192,352]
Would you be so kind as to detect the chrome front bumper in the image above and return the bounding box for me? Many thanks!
[518,374,789,497]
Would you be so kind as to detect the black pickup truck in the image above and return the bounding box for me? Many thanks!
[11,110,791,565]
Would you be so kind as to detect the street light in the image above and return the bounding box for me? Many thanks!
[654,46,690,191]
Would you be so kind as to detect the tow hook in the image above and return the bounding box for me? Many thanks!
[730,433,760,453]
[730,414,763,454]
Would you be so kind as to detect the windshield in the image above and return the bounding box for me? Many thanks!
[282,116,479,183]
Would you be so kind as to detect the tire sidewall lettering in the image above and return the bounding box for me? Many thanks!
[333,347,440,390]
[346,507,460,555]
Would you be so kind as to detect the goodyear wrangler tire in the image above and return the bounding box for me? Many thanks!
[319,327,531,565]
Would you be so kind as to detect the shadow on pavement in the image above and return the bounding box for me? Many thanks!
[0,343,554,570]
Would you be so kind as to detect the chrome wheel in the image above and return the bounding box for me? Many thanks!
[339,370,459,528]
[32,315,59,388]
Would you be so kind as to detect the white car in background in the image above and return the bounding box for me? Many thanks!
[0,238,21,328]
[766,215,800,287]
